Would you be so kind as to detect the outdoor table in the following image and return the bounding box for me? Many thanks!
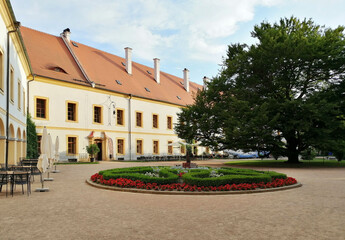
[21,160,38,166]
[11,166,36,182]
[0,171,31,197]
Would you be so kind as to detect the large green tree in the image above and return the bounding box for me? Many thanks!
[175,17,345,163]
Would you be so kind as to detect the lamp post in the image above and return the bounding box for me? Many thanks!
[5,21,20,171]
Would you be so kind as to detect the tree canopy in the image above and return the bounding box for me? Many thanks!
[175,17,345,163]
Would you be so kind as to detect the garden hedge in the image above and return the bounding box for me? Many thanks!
[182,168,272,187]
[98,166,287,187]
[100,167,178,184]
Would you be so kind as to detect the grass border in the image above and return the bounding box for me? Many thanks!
[55,162,100,165]
[225,159,345,168]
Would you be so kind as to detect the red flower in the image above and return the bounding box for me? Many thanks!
[90,173,297,192]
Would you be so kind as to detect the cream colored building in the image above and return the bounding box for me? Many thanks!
[0,0,31,165]
[21,27,206,161]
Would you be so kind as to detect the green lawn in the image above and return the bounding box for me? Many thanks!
[225,158,345,168]
[55,161,99,165]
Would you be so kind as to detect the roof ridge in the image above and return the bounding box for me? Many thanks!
[22,26,201,86]
[21,26,203,106]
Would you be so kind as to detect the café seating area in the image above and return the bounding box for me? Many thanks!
[0,159,39,197]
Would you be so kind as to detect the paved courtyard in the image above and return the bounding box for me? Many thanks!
[0,160,344,240]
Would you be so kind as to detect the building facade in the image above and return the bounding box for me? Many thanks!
[21,27,205,161]
[0,0,31,165]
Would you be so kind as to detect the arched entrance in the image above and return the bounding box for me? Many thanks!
[94,139,103,161]
[16,128,22,164]
[87,131,110,161]
[8,124,15,165]
[0,118,5,164]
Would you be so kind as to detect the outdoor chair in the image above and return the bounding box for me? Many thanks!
[0,173,9,196]
[13,172,31,196]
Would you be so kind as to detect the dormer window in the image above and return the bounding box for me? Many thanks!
[115,80,122,85]
[121,62,126,66]
[72,42,78,47]
[145,87,150,92]
[51,66,67,74]
[147,70,152,75]
[177,96,181,100]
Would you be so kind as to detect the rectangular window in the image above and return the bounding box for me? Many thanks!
[23,89,25,115]
[136,139,143,155]
[181,145,186,154]
[167,116,172,130]
[153,114,158,129]
[17,80,21,110]
[153,140,159,155]
[93,106,102,123]
[0,51,3,91]
[68,137,77,154]
[36,98,47,119]
[117,139,124,155]
[37,135,42,154]
[206,147,210,154]
[117,109,124,126]
[168,141,173,155]
[67,102,77,121]
[136,112,143,127]
[10,67,14,102]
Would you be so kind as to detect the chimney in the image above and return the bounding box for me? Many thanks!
[183,68,190,92]
[125,47,132,75]
[62,28,71,42]
[203,76,209,89]
[153,58,160,84]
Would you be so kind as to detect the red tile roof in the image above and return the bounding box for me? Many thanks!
[21,26,202,106]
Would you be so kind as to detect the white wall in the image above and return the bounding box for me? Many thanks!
[0,10,28,164]
[29,79,186,160]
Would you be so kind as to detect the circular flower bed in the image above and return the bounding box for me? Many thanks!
[89,166,298,192]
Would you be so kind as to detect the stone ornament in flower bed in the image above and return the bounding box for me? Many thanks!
[87,166,301,194]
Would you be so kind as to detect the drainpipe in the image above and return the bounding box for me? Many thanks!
[128,94,132,160]
[27,74,35,115]
[5,21,21,171]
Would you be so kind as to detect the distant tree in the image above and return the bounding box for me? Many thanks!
[176,17,345,163]
[26,114,38,159]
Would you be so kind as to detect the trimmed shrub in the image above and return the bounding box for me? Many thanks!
[183,171,272,187]
[264,171,287,179]
[100,166,178,184]
[98,166,288,187]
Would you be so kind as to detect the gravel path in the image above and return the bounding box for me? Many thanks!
[0,160,344,240]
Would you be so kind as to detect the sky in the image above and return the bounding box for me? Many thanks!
[11,0,345,85]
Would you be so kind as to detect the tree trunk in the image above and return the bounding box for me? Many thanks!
[286,151,300,163]
[186,152,191,164]
[183,150,191,168]
[286,137,300,164]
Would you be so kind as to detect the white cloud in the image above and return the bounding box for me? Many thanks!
[13,0,345,84]
[12,0,281,64]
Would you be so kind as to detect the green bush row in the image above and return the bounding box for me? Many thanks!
[98,166,287,187]
[100,166,178,184]
[182,171,272,187]
[99,166,153,175]
[218,168,286,179]
[263,171,287,179]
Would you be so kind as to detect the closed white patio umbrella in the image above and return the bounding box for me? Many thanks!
[36,127,50,192]
[52,136,60,173]
[44,134,54,181]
